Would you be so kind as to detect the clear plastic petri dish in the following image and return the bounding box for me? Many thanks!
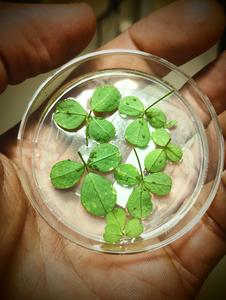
[17,49,224,254]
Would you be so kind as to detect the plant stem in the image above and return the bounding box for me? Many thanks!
[88,110,92,119]
[133,148,143,179]
[144,89,175,113]
[78,151,89,173]
[85,111,92,146]
[85,124,89,146]
[165,138,171,148]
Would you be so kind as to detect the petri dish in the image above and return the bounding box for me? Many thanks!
[17,49,224,254]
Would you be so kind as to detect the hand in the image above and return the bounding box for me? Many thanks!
[0,1,225,299]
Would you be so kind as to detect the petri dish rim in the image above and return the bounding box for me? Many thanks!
[17,49,224,254]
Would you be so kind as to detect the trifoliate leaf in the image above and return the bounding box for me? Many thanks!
[127,187,153,219]
[143,172,172,196]
[53,99,87,130]
[88,117,116,143]
[145,107,167,128]
[87,143,121,172]
[90,84,121,113]
[50,160,84,189]
[103,224,122,243]
[114,164,141,186]
[106,208,126,232]
[125,118,150,148]
[165,143,183,162]
[144,149,167,173]
[165,120,177,129]
[124,219,144,238]
[81,173,116,216]
[118,96,144,117]
[151,128,170,147]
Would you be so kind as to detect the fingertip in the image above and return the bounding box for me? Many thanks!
[129,0,226,65]
[187,0,225,43]
[69,2,96,52]
[0,1,97,87]
[74,2,96,31]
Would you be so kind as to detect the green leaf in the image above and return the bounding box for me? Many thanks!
[125,118,150,148]
[106,208,126,232]
[50,160,84,189]
[53,99,87,130]
[144,149,167,173]
[118,96,144,117]
[124,219,144,238]
[103,224,122,243]
[165,120,177,129]
[87,143,122,172]
[81,173,117,216]
[151,128,170,147]
[127,187,153,219]
[114,164,141,186]
[165,143,183,162]
[90,84,121,112]
[145,108,166,128]
[143,172,172,196]
[88,117,116,143]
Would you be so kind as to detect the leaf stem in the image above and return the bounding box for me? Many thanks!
[133,148,143,179]
[85,111,92,146]
[144,89,175,113]
[85,125,89,146]
[88,110,92,119]
[164,138,171,148]
[78,151,89,173]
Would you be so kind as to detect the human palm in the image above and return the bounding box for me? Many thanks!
[0,1,226,299]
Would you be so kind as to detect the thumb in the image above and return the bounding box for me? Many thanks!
[0,1,96,92]
[0,154,27,277]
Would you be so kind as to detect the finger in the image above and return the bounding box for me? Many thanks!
[193,51,226,115]
[104,0,225,65]
[206,110,226,229]
[219,110,226,139]
[178,50,226,129]
[0,154,27,277]
[0,2,96,93]
[205,109,226,175]
[168,110,226,289]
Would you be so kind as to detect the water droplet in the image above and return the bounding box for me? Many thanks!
[119,113,128,119]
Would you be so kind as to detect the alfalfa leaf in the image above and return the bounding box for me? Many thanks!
[50,160,84,189]
[114,164,141,186]
[81,173,117,216]
[118,96,144,117]
[53,99,87,130]
[143,172,172,196]
[125,118,150,148]
[88,117,116,143]
[87,143,122,172]
[145,107,166,128]
[127,186,153,219]
[124,218,144,238]
[144,149,167,173]
[90,84,121,113]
